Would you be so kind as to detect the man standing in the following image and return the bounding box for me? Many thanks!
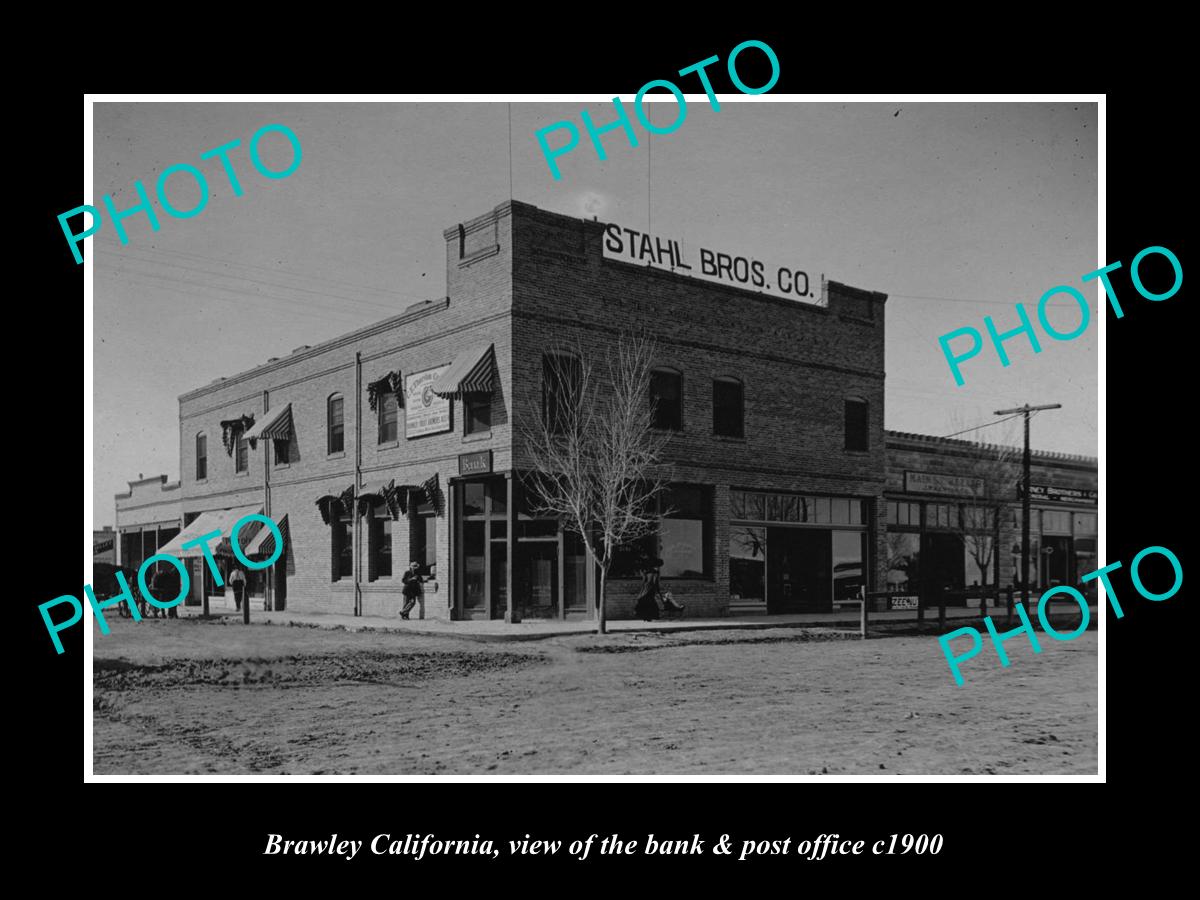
[229,565,247,612]
[400,562,422,620]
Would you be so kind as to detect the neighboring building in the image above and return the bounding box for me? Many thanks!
[166,200,889,621]
[93,527,116,565]
[113,474,182,572]
[884,431,1097,607]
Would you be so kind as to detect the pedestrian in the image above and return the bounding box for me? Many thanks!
[634,560,662,621]
[228,564,247,612]
[148,564,165,618]
[164,564,180,618]
[400,561,422,620]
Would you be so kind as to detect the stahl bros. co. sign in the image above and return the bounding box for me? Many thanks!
[602,222,821,304]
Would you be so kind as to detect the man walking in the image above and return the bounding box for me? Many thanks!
[229,564,247,612]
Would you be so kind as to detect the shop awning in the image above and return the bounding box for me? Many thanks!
[432,343,495,398]
[243,404,292,447]
[157,505,263,558]
[240,514,288,559]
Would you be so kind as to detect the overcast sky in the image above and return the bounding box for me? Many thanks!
[90,100,1098,525]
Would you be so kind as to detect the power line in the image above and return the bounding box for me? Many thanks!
[941,410,1030,439]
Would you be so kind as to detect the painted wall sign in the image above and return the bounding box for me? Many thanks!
[458,450,493,476]
[904,471,986,496]
[405,365,451,438]
[602,222,821,303]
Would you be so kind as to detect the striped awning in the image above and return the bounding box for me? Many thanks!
[241,514,288,559]
[432,343,495,398]
[158,505,263,558]
[243,403,292,448]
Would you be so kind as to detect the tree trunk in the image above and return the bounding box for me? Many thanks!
[598,568,607,635]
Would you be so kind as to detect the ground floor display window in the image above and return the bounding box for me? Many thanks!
[730,490,868,614]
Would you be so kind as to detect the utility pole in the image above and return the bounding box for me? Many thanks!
[994,403,1062,612]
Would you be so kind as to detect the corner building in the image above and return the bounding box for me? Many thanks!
[174,200,889,620]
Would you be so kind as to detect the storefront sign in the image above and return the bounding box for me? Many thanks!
[1026,484,1098,504]
[889,595,919,610]
[602,223,821,303]
[904,471,985,496]
[458,450,492,476]
[405,365,451,438]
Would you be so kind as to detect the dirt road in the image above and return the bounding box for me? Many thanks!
[92,618,1097,775]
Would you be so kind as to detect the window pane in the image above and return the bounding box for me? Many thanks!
[463,521,485,608]
[886,532,921,592]
[1073,513,1097,536]
[466,395,491,435]
[650,370,682,431]
[379,392,398,443]
[660,519,704,577]
[832,530,865,601]
[845,399,868,451]
[730,490,746,520]
[832,498,850,525]
[814,497,831,524]
[886,501,899,525]
[713,378,743,437]
[329,396,344,453]
[236,437,248,472]
[463,482,485,517]
[745,492,765,521]
[1043,510,1071,534]
[729,525,766,602]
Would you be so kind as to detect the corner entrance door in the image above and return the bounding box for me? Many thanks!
[766,527,832,613]
[518,541,558,619]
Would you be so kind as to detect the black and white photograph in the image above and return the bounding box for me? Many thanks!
[83,96,1103,778]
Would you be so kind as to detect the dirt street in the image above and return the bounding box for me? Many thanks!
[92,618,1097,775]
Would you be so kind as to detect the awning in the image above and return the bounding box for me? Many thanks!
[158,505,263,558]
[315,486,356,525]
[241,514,288,559]
[243,404,292,447]
[432,343,495,398]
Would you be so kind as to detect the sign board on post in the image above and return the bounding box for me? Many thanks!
[405,365,451,438]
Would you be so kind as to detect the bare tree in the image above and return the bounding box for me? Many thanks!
[518,332,671,634]
[947,422,1022,591]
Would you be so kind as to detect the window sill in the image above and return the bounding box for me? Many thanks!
[195,478,208,485]
[462,430,492,443]
[712,433,746,443]
[844,449,871,457]
[273,462,291,470]
[327,451,346,460]
[234,470,250,478]
[651,426,683,434]
[377,440,400,450]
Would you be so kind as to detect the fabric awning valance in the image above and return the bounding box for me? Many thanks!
[219,414,256,455]
[157,505,263,558]
[243,404,292,448]
[240,514,288,559]
[432,343,495,398]
[315,486,356,525]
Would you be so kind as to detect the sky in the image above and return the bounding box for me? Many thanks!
[90,99,1098,525]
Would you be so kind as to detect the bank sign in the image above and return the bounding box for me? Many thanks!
[603,223,821,303]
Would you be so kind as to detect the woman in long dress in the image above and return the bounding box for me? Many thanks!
[634,562,662,621]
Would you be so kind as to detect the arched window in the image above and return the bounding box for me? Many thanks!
[845,397,868,451]
[195,433,207,480]
[712,377,744,438]
[328,393,345,454]
[649,367,683,431]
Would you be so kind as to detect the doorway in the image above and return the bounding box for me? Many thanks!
[766,527,832,613]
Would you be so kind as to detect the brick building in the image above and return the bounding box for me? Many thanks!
[160,200,888,620]
[114,474,182,572]
[883,432,1097,607]
[145,199,1094,621]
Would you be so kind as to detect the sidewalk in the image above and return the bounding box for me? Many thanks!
[176,602,1076,643]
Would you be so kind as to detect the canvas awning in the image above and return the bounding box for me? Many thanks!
[432,343,495,398]
[243,404,292,447]
[240,514,288,559]
[157,505,263,558]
